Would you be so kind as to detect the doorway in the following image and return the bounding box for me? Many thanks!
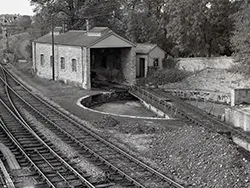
[138,58,145,78]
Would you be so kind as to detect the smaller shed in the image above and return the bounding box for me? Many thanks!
[135,43,165,78]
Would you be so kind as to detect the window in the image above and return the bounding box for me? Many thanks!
[40,54,44,66]
[50,56,53,67]
[60,57,65,69]
[153,58,159,67]
[71,59,77,72]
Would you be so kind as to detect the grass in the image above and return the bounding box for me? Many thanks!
[138,68,190,86]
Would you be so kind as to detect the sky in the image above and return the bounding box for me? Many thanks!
[0,0,35,15]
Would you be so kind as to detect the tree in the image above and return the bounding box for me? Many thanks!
[164,0,237,57]
[231,0,250,74]
[30,0,119,30]
[16,15,32,30]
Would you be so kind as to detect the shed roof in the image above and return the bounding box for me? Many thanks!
[54,26,63,33]
[34,30,100,47]
[34,27,135,47]
[89,27,109,33]
[136,43,157,54]
[136,43,166,55]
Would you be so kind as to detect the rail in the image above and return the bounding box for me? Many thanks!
[1,65,186,188]
[0,67,96,188]
[129,85,177,117]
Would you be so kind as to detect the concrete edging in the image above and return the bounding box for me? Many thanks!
[77,95,173,120]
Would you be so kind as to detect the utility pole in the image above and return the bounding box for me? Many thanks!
[51,16,55,80]
[2,20,9,53]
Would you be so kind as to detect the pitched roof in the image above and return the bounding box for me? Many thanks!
[34,30,101,47]
[34,27,135,47]
[135,43,158,54]
[54,26,63,33]
[89,27,109,33]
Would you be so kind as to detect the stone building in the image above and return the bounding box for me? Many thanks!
[135,43,165,78]
[32,27,136,89]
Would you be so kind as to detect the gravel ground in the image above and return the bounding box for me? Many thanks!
[22,108,105,182]
[162,68,250,94]
[6,63,250,187]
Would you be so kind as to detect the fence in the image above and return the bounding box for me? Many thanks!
[129,85,178,117]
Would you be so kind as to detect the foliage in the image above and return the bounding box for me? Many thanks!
[16,15,32,30]
[138,68,190,86]
[162,56,179,69]
[30,0,120,30]
[164,0,238,57]
[29,0,243,58]
[25,40,33,60]
[230,0,250,75]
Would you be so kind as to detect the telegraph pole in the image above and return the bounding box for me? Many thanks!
[2,20,9,53]
[51,16,55,80]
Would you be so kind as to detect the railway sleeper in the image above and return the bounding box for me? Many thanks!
[17,138,38,142]
[21,144,44,149]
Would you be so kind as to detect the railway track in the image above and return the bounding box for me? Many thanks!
[0,65,185,188]
[0,68,105,188]
[131,86,250,143]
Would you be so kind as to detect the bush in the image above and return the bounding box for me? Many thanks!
[162,56,179,69]
[138,68,190,86]
[25,40,32,60]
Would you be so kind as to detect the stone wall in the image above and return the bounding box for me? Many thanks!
[231,88,250,106]
[34,43,86,87]
[121,47,136,85]
[177,57,234,72]
[165,89,231,104]
[34,43,135,89]
[57,45,84,85]
[34,43,53,79]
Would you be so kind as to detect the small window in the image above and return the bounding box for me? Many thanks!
[60,57,65,69]
[50,56,53,67]
[40,54,44,66]
[153,58,159,67]
[72,59,77,72]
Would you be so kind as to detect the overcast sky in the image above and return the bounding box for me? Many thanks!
[0,0,34,15]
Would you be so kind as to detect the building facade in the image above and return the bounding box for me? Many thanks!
[32,27,136,89]
[135,43,166,78]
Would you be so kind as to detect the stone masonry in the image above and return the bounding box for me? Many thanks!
[34,43,87,87]
[33,28,136,89]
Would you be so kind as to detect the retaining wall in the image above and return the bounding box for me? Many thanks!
[80,91,136,108]
[231,88,250,106]
[225,107,250,132]
[177,57,234,72]
[165,89,231,104]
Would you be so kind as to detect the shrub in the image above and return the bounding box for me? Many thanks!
[25,40,32,60]
[138,68,190,86]
[162,56,179,69]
